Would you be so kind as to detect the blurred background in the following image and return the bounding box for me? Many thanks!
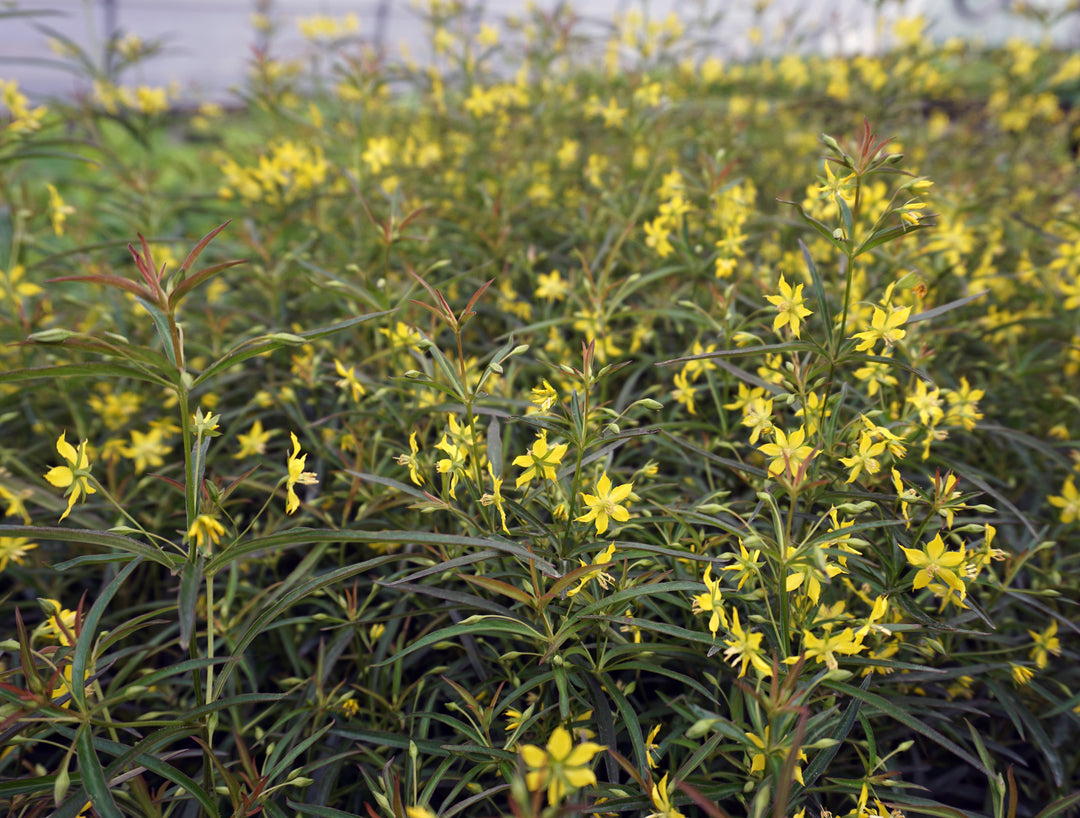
[2,0,1079,103]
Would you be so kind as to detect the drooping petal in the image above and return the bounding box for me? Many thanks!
[45,466,74,488]
[56,433,78,465]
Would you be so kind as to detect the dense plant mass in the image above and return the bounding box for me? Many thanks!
[2,2,1079,816]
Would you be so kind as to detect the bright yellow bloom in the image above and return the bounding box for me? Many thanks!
[121,428,172,475]
[692,563,727,637]
[758,425,815,478]
[576,472,633,535]
[1028,620,1061,670]
[721,540,761,590]
[900,533,966,600]
[285,432,318,514]
[46,183,75,236]
[852,305,911,353]
[672,370,695,415]
[520,725,605,807]
[363,136,393,173]
[513,431,568,489]
[796,627,866,671]
[44,433,96,521]
[536,271,568,302]
[530,379,559,413]
[235,419,275,459]
[644,724,662,768]
[187,514,226,555]
[435,435,468,499]
[35,598,78,646]
[764,274,813,338]
[646,773,687,818]
[396,431,424,486]
[1049,477,1080,524]
[723,608,772,678]
[1011,663,1035,687]
[945,377,984,431]
[906,379,945,427]
[480,463,510,534]
[334,358,366,402]
[0,536,38,571]
[839,432,887,483]
[566,542,618,597]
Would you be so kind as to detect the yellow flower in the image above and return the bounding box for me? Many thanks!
[723,608,772,678]
[480,463,510,534]
[1011,662,1035,687]
[796,627,866,671]
[852,305,911,353]
[235,419,275,459]
[520,725,605,807]
[566,542,618,597]
[644,724,662,768]
[187,514,226,555]
[44,433,96,521]
[1028,620,1061,670]
[120,428,172,475]
[530,379,559,413]
[0,536,38,572]
[839,432,887,484]
[46,183,75,237]
[536,271,568,302]
[691,563,727,637]
[334,358,366,402]
[646,772,686,818]
[35,598,78,646]
[285,432,318,514]
[513,431,568,489]
[1049,477,1080,524]
[396,431,425,486]
[899,533,966,600]
[758,425,815,478]
[721,540,761,590]
[672,370,696,415]
[764,274,813,338]
[576,471,633,535]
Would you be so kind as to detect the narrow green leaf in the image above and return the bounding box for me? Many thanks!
[0,362,174,389]
[799,238,833,349]
[827,680,991,776]
[1034,791,1080,818]
[70,557,142,711]
[854,220,932,255]
[192,311,393,388]
[286,802,364,818]
[72,724,122,818]
[802,674,868,788]
[371,615,543,668]
[602,670,647,775]
[264,722,333,783]
[208,528,556,576]
[778,198,846,249]
[460,573,535,606]
[134,296,177,366]
[908,290,989,325]
[1,526,178,568]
